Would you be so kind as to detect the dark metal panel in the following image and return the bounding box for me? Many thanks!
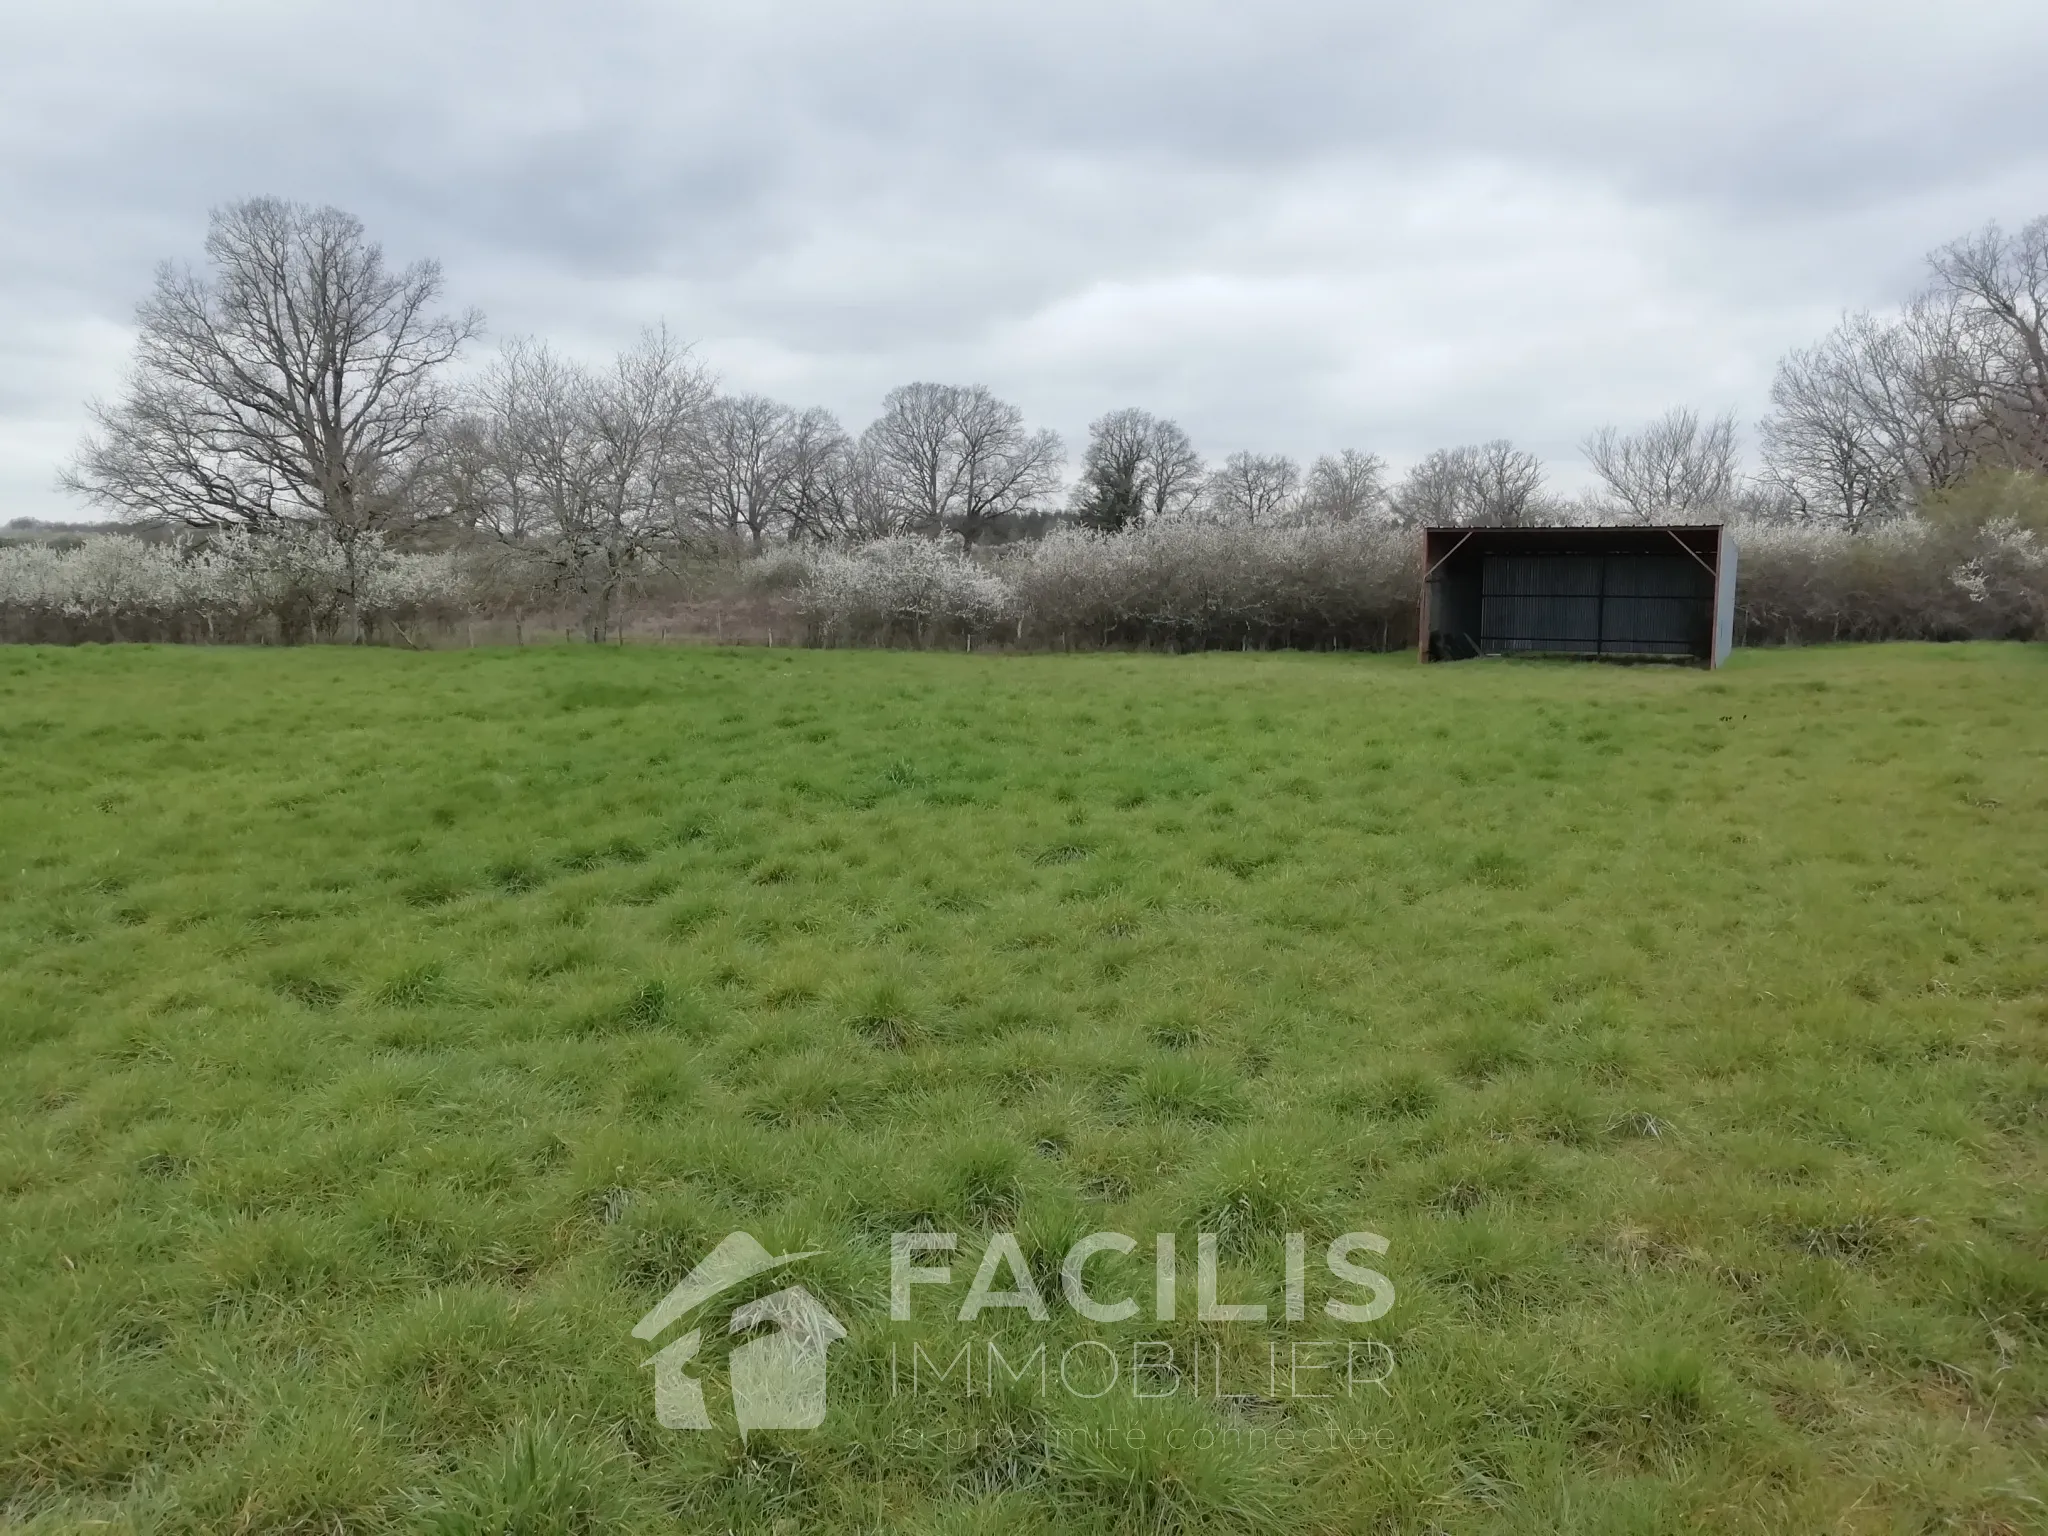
[1488,554,1603,595]
[1480,554,1600,653]
[1601,555,1706,599]
[1598,555,1710,655]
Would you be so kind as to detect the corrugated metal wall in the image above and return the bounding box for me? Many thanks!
[1478,553,1709,656]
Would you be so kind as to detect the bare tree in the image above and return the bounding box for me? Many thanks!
[1583,408,1738,523]
[1392,441,1548,527]
[1759,328,1920,533]
[1299,449,1389,524]
[463,336,579,545]
[1847,302,1981,493]
[1390,453,1463,528]
[414,409,502,534]
[1465,441,1554,526]
[467,329,709,640]
[863,382,954,534]
[1762,304,1978,524]
[796,435,903,544]
[1724,477,1805,528]
[948,389,1065,548]
[1141,416,1205,524]
[690,393,803,550]
[1928,216,2048,471]
[1755,214,2048,531]
[1204,451,1301,525]
[65,197,480,638]
[865,382,1064,547]
[782,408,857,543]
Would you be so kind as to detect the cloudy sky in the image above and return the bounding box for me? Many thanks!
[5,0,2046,521]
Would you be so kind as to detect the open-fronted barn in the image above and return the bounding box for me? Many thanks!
[1421,524,1737,667]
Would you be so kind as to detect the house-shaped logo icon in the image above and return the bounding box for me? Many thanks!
[633,1232,846,1436]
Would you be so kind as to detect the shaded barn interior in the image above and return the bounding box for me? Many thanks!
[1421,526,1736,666]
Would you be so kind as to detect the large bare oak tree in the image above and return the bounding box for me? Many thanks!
[864,383,1063,548]
[66,198,480,636]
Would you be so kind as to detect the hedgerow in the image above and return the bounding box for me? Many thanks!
[5,515,2045,650]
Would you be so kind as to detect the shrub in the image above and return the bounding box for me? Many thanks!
[0,526,471,644]
[7,509,2043,652]
[786,523,1419,652]
[1732,518,2048,644]
[782,513,2048,655]
[793,535,1011,647]
[1004,522,1418,651]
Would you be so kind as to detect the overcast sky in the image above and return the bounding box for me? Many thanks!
[5,0,2046,521]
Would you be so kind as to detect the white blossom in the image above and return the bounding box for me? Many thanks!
[0,526,469,640]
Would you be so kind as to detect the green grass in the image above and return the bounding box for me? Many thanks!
[1,641,2044,1533]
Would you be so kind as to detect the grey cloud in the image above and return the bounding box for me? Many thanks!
[4,0,2046,520]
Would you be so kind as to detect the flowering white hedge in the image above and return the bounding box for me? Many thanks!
[790,536,1011,645]
[777,522,1418,649]
[5,516,2043,649]
[785,518,2048,651]
[0,527,471,643]
[1001,522,1418,650]
[1732,519,2048,644]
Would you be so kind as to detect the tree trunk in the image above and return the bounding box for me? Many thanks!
[340,537,366,645]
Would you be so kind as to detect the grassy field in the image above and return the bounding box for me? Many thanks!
[0,641,2043,1534]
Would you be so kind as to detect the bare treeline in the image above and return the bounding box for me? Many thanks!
[52,196,2048,649]
[1758,220,2048,529]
